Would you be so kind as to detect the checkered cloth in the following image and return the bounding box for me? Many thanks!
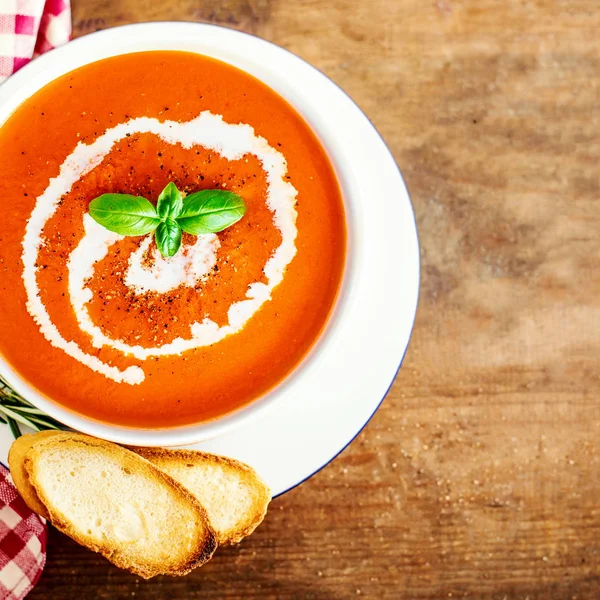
[0,466,46,600]
[0,0,71,83]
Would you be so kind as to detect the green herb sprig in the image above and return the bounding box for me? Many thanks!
[0,374,65,439]
[89,182,246,258]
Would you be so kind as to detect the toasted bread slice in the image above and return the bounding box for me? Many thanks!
[8,430,62,519]
[23,432,217,578]
[134,448,271,545]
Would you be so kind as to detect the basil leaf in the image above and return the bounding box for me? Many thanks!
[156,182,183,220]
[89,194,160,236]
[176,190,246,235]
[155,219,182,258]
[88,185,246,259]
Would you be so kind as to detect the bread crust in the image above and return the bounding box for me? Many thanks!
[133,447,271,545]
[23,432,218,578]
[8,430,61,519]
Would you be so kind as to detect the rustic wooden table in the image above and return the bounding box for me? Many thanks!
[28,1,600,598]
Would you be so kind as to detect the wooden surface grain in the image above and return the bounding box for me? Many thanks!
[27,1,600,598]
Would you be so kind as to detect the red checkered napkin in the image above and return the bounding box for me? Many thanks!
[0,466,47,600]
[0,0,71,84]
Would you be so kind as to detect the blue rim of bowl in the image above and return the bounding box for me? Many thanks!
[0,22,420,496]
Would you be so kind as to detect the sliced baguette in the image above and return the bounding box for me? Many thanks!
[134,447,271,545]
[8,430,62,519]
[23,432,217,578]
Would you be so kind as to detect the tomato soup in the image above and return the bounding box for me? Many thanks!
[0,52,346,428]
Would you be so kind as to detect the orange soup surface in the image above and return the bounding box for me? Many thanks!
[0,52,346,428]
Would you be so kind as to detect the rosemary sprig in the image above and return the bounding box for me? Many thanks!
[0,374,65,439]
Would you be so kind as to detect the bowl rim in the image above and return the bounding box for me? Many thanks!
[0,21,420,449]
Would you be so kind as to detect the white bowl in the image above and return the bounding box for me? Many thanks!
[0,22,419,449]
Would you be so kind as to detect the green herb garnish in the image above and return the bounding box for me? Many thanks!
[89,182,246,258]
[0,374,65,439]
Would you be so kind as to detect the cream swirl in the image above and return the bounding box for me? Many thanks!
[22,112,298,385]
